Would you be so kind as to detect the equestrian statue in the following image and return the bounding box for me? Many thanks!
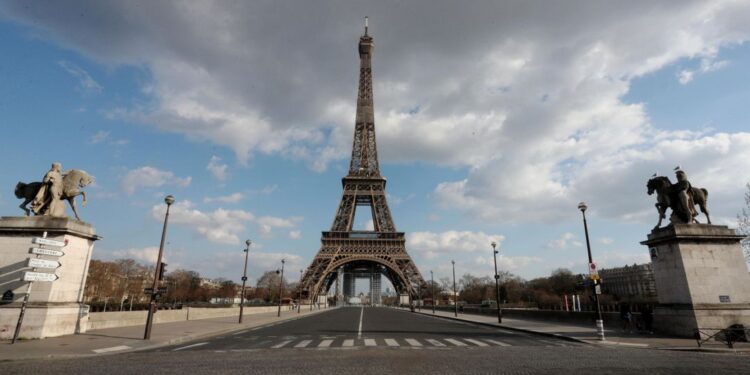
[14,162,94,221]
[646,166,710,229]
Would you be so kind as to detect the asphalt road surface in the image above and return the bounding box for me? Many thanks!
[4,306,750,375]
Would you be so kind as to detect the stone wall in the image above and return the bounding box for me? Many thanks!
[85,305,312,331]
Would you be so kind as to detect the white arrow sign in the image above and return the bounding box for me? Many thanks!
[33,237,66,247]
[30,247,65,257]
[22,271,59,282]
[28,258,61,269]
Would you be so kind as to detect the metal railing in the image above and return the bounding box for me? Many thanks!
[694,326,748,348]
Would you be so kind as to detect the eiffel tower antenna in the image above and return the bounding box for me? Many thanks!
[299,21,425,306]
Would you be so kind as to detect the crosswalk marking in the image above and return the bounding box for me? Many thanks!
[385,339,399,347]
[364,339,377,346]
[271,340,292,349]
[425,339,446,347]
[463,338,489,347]
[483,339,511,347]
[405,338,422,347]
[444,338,467,346]
[318,339,333,348]
[294,340,312,348]
[343,339,354,347]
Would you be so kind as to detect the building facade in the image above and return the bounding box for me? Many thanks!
[600,263,657,302]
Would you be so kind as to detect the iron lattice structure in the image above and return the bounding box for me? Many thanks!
[299,25,425,301]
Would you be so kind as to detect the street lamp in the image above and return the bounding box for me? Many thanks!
[276,259,285,317]
[144,194,174,340]
[430,270,435,314]
[491,241,503,324]
[239,239,251,324]
[578,202,606,341]
[452,260,458,317]
[298,269,303,314]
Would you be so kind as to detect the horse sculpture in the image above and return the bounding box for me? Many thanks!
[647,175,710,229]
[15,169,93,221]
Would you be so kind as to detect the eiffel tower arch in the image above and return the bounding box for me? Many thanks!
[299,20,425,304]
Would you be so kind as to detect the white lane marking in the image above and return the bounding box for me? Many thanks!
[483,339,511,347]
[463,338,489,347]
[426,339,445,347]
[357,306,364,339]
[232,330,248,335]
[405,338,422,347]
[364,338,377,346]
[93,345,131,354]
[444,338,468,346]
[540,339,566,346]
[271,340,292,349]
[385,338,399,347]
[294,340,312,348]
[172,342,207,352]
[343,339,354,347]
[318,339,333,348]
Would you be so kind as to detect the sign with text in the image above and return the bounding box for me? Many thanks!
[32,237,66,248]
[27,258,61,269]
[22,271,59,282]
[30,247,65,257]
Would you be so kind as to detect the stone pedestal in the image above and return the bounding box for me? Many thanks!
[0,217,100,340]
[641,224,750,338]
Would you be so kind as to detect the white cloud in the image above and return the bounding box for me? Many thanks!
[203,192,244,204]
[206,155,229,182]
[547,232,582,249]
[256,216,303,238]
[58,60,102,93]
[678,56,729,84]
[151,200,254,245]
[599,237,614,245]
[408,230,504,260]
[109,246,160,264]
[288,230,301,240]
[89,130,110,144]
[121,166,191,195]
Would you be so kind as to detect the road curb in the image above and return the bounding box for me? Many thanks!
[405,309,590,345]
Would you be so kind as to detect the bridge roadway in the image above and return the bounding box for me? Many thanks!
[163,306,574,351]
[6,306,750,374]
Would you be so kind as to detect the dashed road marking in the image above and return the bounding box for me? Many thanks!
[343,339,355,347]
[294,340,312,348]
[271,340,292,349]
[172,342,207,352]
[385,338,399,347]
[463,338,489,347]
[93,345,132,354]
[405,338,422,347]
[483,339,511,347]
[318,339,333,348]
[444,338,467,346]
[426,339,446,347]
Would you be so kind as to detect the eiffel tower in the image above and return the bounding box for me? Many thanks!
[300,19,425,304]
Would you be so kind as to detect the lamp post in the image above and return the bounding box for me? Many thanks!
[430,270,435,314]
[298,269,303,314]
[578,202,605,341]
[144,195,174,340]
[239,239,251,324]
[452,260,458,317]
[276,259,285,317]
[491,241,503,324]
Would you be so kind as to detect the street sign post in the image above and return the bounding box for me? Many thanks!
[27,258,61,269]
[30,247,65,257]
[144,288,154,295]
[32,237,66,247]
[22,272,59,282]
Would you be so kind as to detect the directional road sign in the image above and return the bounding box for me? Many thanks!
[22,271,59,282]
[32,237,66,247]
[27,258,61,269]
[30,247,65,257]
[158,287,168,294]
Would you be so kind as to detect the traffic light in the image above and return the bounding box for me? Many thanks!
[158,262,167,280]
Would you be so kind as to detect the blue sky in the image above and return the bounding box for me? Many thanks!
[1,1,749,288]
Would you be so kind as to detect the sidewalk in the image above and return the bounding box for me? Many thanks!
[410,308,750,352]
[0,306,329,361]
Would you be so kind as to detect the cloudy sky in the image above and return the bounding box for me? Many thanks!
[1,1,749,288]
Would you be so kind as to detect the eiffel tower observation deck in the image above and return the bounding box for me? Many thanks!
[299,18,425,304]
